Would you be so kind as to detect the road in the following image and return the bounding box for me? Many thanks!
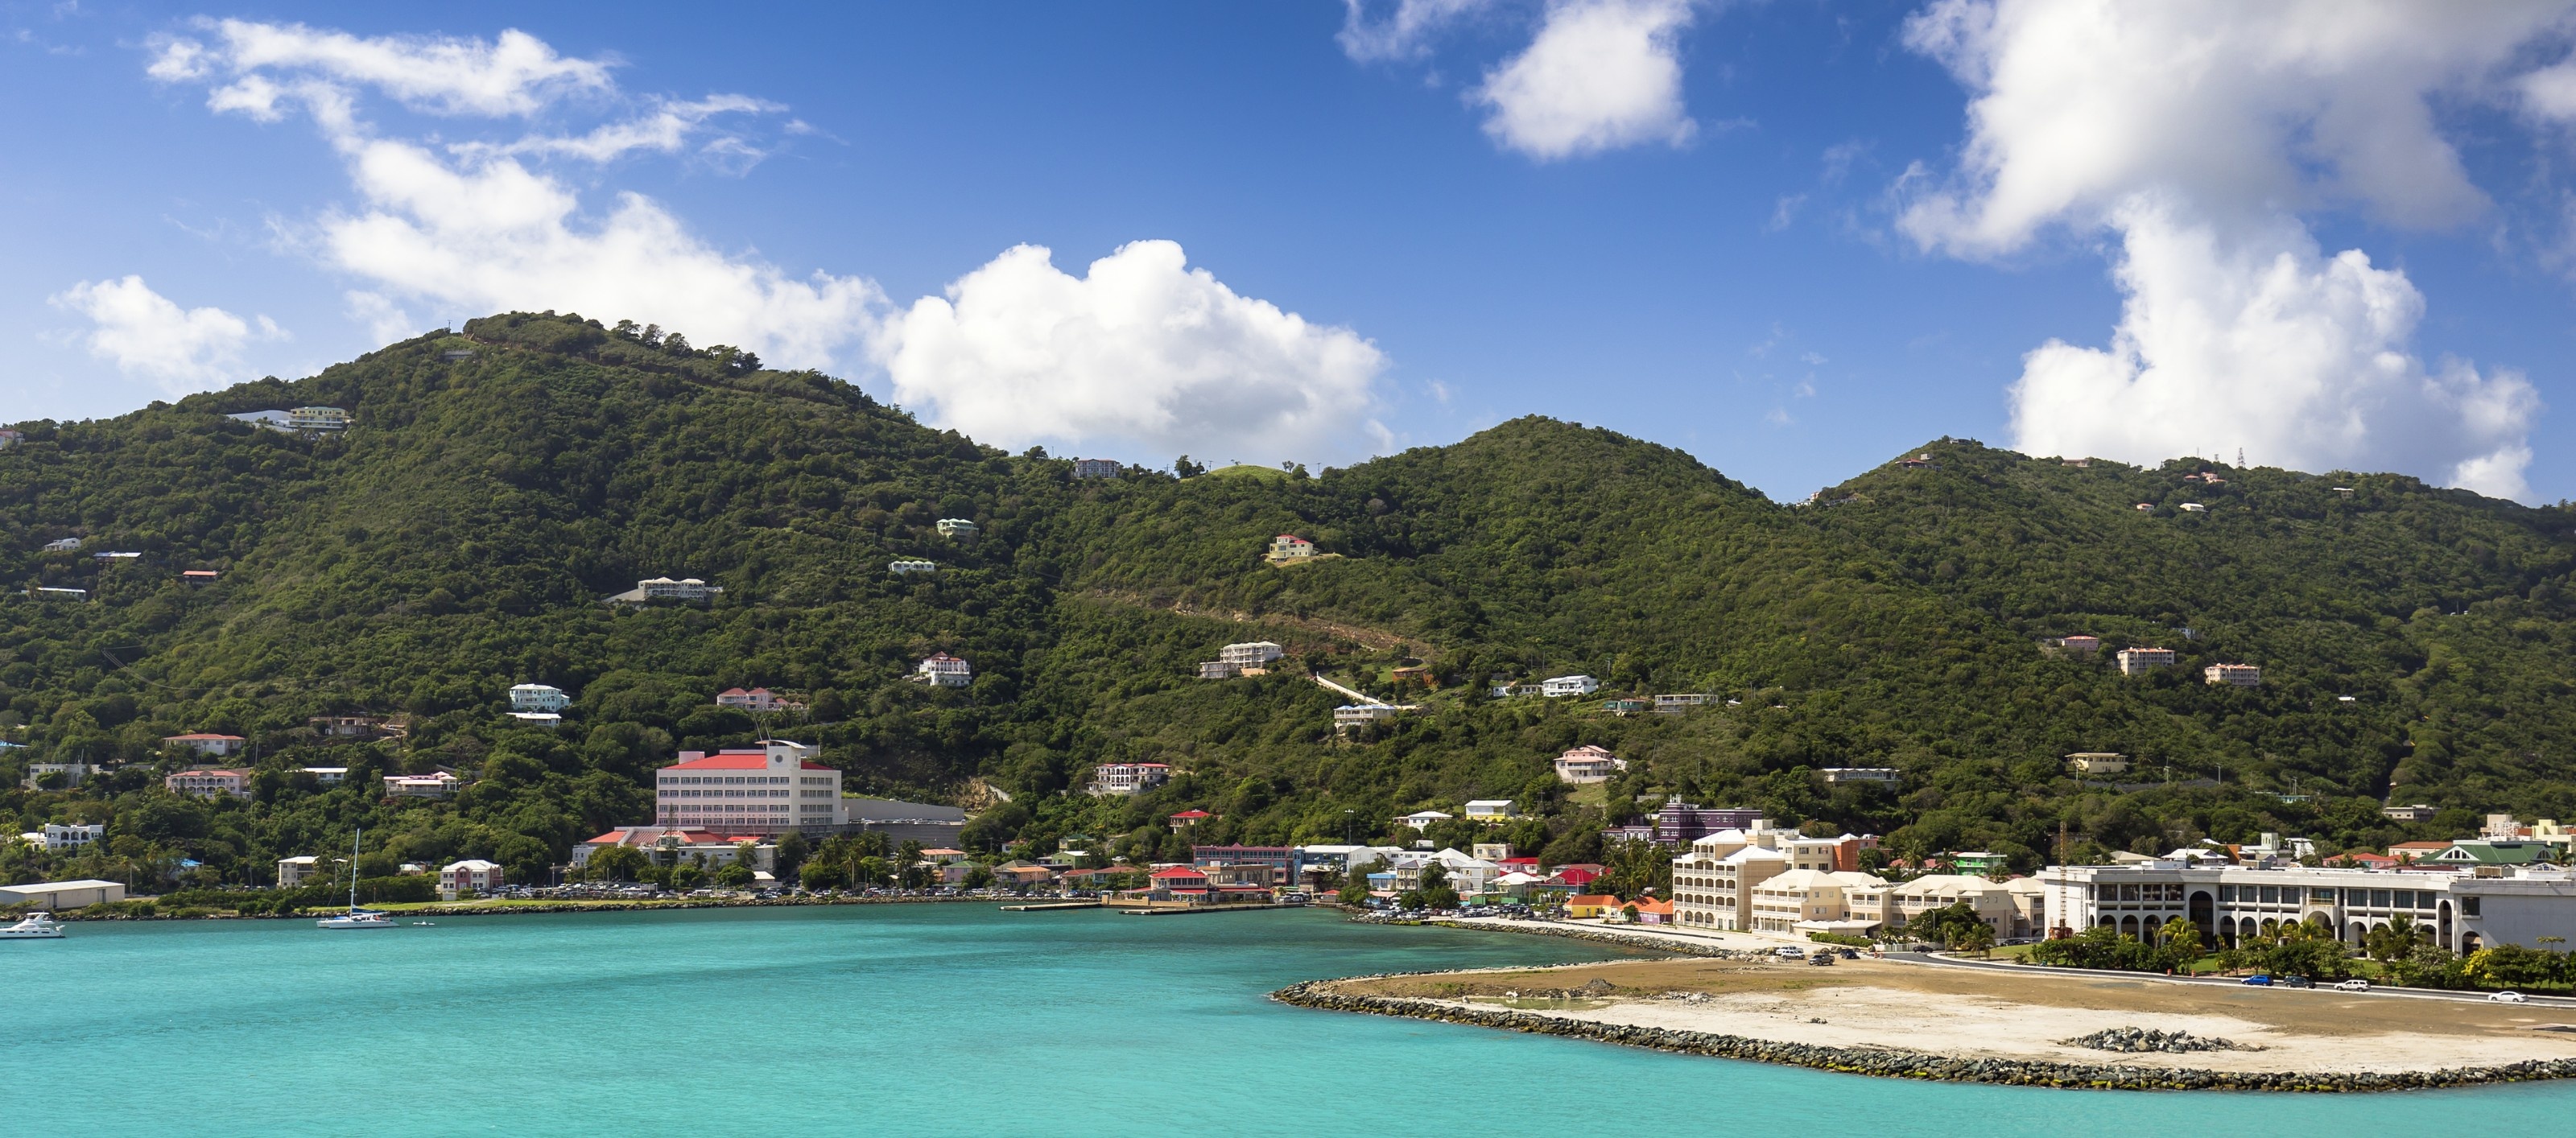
[1887,949,2576,1009]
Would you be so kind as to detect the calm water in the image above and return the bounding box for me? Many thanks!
[12,904,2576,1135]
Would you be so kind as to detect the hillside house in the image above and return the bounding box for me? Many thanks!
[2043,635,2100,657]
[1464,800,1520,823]
[1821,768,1900,785]
[287,406,350,431]
[42,538,80,552]
[1089,761,1171,795]
[163,732,247,757]
[308,715,398,740]
[31,587,87,600]
[299,767,348,785]
[166,768,251,799]
[1070,458,1121,478]
[2116,647,2176,675]
[510,712,564,729]
[1603,699,1648,715]
[20,763,98,790]
[1168,810,1213,831]
[2381,803,2439,823]
[1333,703,1403,732]
[2178,502,2207,513]
[1396,810,1452,831]
[510,684,571,712]
[1198,662,1239,679]
[440,860,504,900]
[2334,486,2355,498]
[915,653,972,687]
[1898,453,1938,468]
[2134,503,2155,512]
[935,517,979,540]
[1653,693,1711,711]
[2203,663,2261,687]
[1541,674,1600,697]
[31,823,102,851]
[1554,744,1627,784]
[716,687,805,712]
[2066,752,2129,775]
[180,570,218,584]
[890,559,938,574]
[2061,457,2090,468]
[0,428,19,449]
[385,770,463,798]
[1265,534,1315,563]
[1219,641,1284,669]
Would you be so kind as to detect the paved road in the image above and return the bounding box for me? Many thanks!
[1888,950,2576,1010]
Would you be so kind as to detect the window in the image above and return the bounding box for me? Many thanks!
[2259,886,2277,904]
[2120,884,2138,901]
[2219,885,2236,902]
[2462,897,2481,917]
[2370,889,2391,907]
[2311,888,2335,903]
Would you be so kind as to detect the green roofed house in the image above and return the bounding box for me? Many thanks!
[2423,840,2559,867]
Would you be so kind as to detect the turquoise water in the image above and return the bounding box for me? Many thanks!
[13,905,2576,1135]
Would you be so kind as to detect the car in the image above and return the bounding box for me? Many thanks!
[2240,975,2273,986]
[2282,975,2314,989]
[1837,948,1861,959]
[1808,952,1837,966]
[2490,991,2530,1004]
[2332,979,2372,992]
[1774,946,1806,959]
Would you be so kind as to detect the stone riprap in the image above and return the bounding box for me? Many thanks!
[2062,1027,2258,1053]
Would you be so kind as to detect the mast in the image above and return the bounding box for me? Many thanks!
[349,828,362,912]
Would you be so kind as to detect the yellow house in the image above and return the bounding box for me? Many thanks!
[1567,893,1622,918]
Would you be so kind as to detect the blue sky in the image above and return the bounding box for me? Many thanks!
[10,2,2576,504]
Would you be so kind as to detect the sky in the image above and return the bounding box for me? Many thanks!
[10,2,2576,504]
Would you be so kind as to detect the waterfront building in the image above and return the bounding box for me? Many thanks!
[1191,845,1302,887]
[277,855,319,887]
[654,740,843,835]
[2041,862,2576,952]
[439,860,504,900]
[0,879,126,908]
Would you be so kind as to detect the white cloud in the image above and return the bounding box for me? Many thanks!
[1338,0,1497,62]
[1903,0,2574,499]
[875,241,1389,460]
[462,94,783,164]
[51,275,283,391]
[1474,0,1697,160]
[151,19,611,118]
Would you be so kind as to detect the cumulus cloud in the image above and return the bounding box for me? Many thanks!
[148,21,873,369]
[51,275,283,390]
[1902,0,2573,499]
[875,241,1389,460]
[1475,0,1697,160]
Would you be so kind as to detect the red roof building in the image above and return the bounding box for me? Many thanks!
[1550,864,1605,887]
[1167,809,1213,831]
[654,740,841,835]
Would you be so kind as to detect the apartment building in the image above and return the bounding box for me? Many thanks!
[653,740,844,835]
[2040,862,2576,953]
[915,654,972,687]
[2203,663,2262,687]
[2116,647,2177,675]
[165,768,251,799]
[1088,761,1171,795]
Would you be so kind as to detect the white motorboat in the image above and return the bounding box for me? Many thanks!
[1,911,66,939]
[317,828,400,930]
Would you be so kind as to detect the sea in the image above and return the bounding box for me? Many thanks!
[14,903,2576,1136]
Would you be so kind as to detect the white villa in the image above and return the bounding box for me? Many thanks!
[2116,647,2177,675]
[935,518,980,539]
[509,684,571,713]
[916,654,972,687]
[1220,641,1285,668]
[1464,799,1520,822]
[1088,761,1172,795]
[890,559,938,574]
[1540,674,1600,697]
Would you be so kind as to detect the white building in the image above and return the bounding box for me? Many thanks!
[35,823,103,851]
[716,687,804,712]
[576,827,778,872]
[1821,768,1900,785]
[2178,502,2207,513]
[1464,799,1520,822]
[2116,647,2176,675]
[1266,534,1316,563]
[654,740,844,835]
[277,855,320,888]
[935,517,980,539]
[1395,810,1452,831]
[1070,458,1121,478]
[2041,862,2576,954]
[1088,761,1171,795]
[20,762,98,790]
[1673,843,1788,930]
[384,770,462,798]
[1198,662,1240,679]
[890,559,938,575]
[287,406,350,431]
[642,576,721,601]
[1653,694,1712,711]
[915,653,972,687]
[1540,674,1600,698]
[2066,752,2129,775]
[1554,744,1627,784]
[439,860,505,900]
[41,537,80,552]
[1219,641,1285,668]
[163,732,247,757]
[509,684,570,713]
[0,879,126,908]
[166,768,252,799]
[2203,663,2261,687]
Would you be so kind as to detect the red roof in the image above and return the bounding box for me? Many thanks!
[1150,865,1209,880]
[1170,810,1212,820]
[1567,893,1620,906]
[1627,897,1675,915]
[719,687,749,696]
[663,751,834,772]
[1552,866,1604,885]
[165,733,246,742]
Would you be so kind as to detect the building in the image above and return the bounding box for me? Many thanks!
[163,732,247,757]
[1463,800,1520,823]
[384,771,462,798]
[654,740,844,835]
[2116,647,2177,675]
[2043,635,2101,657]
[299,767,348,785]
[286,406,350,431]
[1899,453,1938,469]
[0,879,126,909]
[1890,874,2033,939]
[2381,803,2440,823]
[2203,663,2261,687]
[1191,845,1302,886]
[915,653,972,687]
[0,428,19,449]
[21,763,98,790]
[1265,534,1316,563]
[2066,752,2129,775]
[1653,694,1712,712]
[1748,868,1894,935]
[1168,810,1213,831]
[180,570,219,584]
[35,823,103,851]
[1602,699,1648,715]
[509,684,571,713]
[1220,641,1285,668]
[1145,864,1212,900]
[2418,841,2558,868]
[890,559,938,575]
[2041,861,2576,954]
[935,517,980,540]
[574,827,777,872]
[29,587,87,599]
[1070,458,1121,478]
[1821,768,1900,785]
[608,576,725,604]
[1395,810,1452,831]
[1672,844,1787,930]
[308,715,397,739]
[1334,703,1405,731]
[1554,745,1627,784]
[716,687,806,713]
[42,538,80,552]
[1198,662,1240,680]
[510,713,564,730]
[439,860,505,900]
[277,855,320,887]
[1603,798,1767,847]
[166,768,251,799]
[1540,674,1600,698]
[1089,761,1171,795]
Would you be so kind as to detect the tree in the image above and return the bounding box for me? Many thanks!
[2157,916,2206,971]
[774,831,811,882]
[585,843,647,882]
[1951,919,1996,957]
[714,862,755,888]
[1174,455,1206,477]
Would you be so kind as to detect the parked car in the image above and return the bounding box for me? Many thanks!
[1775,946,1806,959]
[2490,991,2530,1004]
[2281,975,2314,989]
[2332,979,2372,992]
[1836,948,1861,959]
[1808,953,1837,967]
[2240,975,2273,986]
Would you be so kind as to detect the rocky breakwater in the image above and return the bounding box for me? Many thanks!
[1269,979,2576,1092]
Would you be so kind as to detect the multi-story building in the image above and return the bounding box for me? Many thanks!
[2203,663,2261,687]
[1464,799,1520,822]
[509,684,571,713]
[277,855,320,887]
[21,762,99,790]
[1265,534,1315,563]
[36,823,103,851]
[2066,752,2129,775]
[439,860,505,899]
[575,827,777,872]
[716,687,805,712]
[1070,458,1121,478]
[1191,845,1302,886]
[42,538,80,552]
[915,654,972,688]
[1653,693,1711,711]
[1540,674,1600,698]
[1335,703,1403,731]
[2382,803,2439,823]
[1220,641,1285,669]
[654,740,844,835]
[163,732,247,757]
[1554,744,1627,783]
[287,406,350,431]
[2043,634,2101,657]
[300,767,347,785]
[935,518,980,540]
[1821,768,1900,785]
[166,768,252,799]
[1889,873,2041,940]
[639,576,720,602]
[1604,798,1767,847]
[2040,862,2576,953]
[1747,868,1896,935]
[384,770,462,798]
[2116,647,2177,675]
[1088,761,1171,795]
[1672,843,1786,930]
[1198,662,1239,679]
[890,559,938,575]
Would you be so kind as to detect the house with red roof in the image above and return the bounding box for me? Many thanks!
[1167,809,1213,832]
[1620,897,1676,925]
[1551,864,1605,887]
[1147,864,1212,899]
[1265,534,1316,563]
[654,740,843,835]
[2329,851,2400,869]
[1566,893,1622,919]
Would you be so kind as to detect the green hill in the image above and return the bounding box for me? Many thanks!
[5,311,2574,889]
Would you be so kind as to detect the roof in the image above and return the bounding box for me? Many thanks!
[442,860,502,871]
[662,752,834,772]
[0,879,124,893]
[1567,894,1620,905]
[163,733,245,742]
[1170,810,1213,819]
[1626,897,1675,914]
[1150,865,1209,879]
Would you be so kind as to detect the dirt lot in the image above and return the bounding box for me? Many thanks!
[1329,957,2576,1072]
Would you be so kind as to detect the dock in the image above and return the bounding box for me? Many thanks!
[1119,903,1307,916]
[999,901,1104,912]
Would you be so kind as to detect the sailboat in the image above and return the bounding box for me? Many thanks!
[316,828,398,930]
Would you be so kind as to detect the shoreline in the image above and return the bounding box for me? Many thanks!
[29,893,1005,922]
[1269,979,2576,1092]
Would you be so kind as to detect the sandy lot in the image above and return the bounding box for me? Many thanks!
[1329,957,2576,1073]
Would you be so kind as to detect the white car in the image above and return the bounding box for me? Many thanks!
[2490,991,2530,1004]
[2332,979,2371,992]
[1774,946,1806,959]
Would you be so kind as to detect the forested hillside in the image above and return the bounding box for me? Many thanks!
[6,311,2576,889]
